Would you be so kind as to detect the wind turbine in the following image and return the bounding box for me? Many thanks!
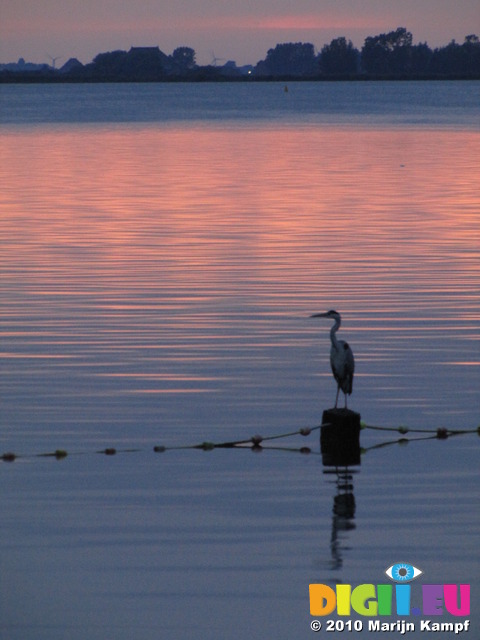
[210,51,225,67]
[47,54,61,69]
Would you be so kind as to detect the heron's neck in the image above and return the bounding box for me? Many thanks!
[330,318,341,350]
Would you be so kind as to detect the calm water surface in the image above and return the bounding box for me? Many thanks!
[1,82,479,639]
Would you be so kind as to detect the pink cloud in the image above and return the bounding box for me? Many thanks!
[184,12,379,32]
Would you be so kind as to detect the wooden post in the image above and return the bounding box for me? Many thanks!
[321,408,361,467]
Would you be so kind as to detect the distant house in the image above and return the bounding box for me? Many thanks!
[128,46,164,57]
[125,47,171,78]
[59,58,84,74]
[0,58,50,73]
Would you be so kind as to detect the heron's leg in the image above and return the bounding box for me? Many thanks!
[344,393,348,409]
[335,386,340,408]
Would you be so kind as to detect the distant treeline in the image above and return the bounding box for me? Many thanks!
[1,28,479,82]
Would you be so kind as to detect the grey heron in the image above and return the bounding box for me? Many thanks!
[311,310,355,409]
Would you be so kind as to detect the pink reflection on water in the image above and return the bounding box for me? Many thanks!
[1,125,479,415]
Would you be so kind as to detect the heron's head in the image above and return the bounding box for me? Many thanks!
[310,309,340,320]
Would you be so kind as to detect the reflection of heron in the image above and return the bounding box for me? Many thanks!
[311,310,354,409]
[329,468,356,570]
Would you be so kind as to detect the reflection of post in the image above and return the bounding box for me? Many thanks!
[330,469,356,569]
[321,408,360,569]
[321,408,361,467]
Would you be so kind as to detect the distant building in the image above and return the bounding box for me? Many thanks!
[59,58,84,74]
[0,58,49,72]
[126,47,171,77]
[128,47,162,55]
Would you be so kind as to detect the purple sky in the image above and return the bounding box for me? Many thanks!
[2,0,479,66]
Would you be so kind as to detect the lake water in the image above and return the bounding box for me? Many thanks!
[1,81,479,639]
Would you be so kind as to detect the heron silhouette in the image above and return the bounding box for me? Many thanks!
[311,310,354,409]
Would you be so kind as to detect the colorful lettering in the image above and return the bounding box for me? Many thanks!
[351,584,377,616]
[309,584,336,616]
[377,584,393,615]
[336,584,351,615]
[395,584,410,615]
[309,581,471,617]
[444,584,470,616]
[422,585,444,615]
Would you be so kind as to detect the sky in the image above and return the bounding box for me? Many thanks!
[1,0,480,67]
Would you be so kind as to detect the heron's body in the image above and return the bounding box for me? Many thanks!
[311,310,354,409]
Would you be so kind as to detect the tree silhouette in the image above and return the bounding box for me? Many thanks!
[91,50,128,78]
[430,36,480,76]
[172,47,196,71]
[320,37,359,76]
[2,28,479,82]
[361,28,413,75]
[255,42,318,77]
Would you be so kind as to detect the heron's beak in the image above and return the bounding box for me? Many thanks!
[310,313,328,318]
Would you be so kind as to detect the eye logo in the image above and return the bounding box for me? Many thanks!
[385,562,423,583]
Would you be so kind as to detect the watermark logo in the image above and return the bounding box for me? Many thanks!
[385,562,422,583]
[309,562,470,634]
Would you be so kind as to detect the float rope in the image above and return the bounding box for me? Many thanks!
[1,422,478,463]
